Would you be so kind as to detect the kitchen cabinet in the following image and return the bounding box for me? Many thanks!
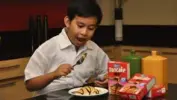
[120,45,152,57]
[160,48,177,84]
[0,77,33,100]
[0,57,29,80]
[101,45,121,60]
[0,57,33,100]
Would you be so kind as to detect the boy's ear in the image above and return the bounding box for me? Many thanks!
[64,16,70,28]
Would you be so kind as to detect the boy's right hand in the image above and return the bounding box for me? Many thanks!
[53,64,73,78]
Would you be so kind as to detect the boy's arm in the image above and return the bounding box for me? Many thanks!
[94,49,110,87]
[25,64,73,91]
[25,71,58,91]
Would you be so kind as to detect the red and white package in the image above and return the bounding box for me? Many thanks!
[119,73,156,100]
[108,61,130,95]
[147,84,166,98]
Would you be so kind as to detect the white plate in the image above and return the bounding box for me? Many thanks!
[68,87,108,97]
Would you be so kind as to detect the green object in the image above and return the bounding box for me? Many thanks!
[121,50,142,77]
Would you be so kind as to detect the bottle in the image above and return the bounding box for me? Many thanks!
[142,51,167,88]
[121,49,142,77]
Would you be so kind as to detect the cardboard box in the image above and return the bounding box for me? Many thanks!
[108,61,130,95]
[119,73,156,100]
[147,84,166,98]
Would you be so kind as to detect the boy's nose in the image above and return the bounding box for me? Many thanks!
[80,28,87,36]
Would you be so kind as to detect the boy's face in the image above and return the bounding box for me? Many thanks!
[64,15,97,47]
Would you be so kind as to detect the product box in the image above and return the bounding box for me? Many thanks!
[108,61,130,95]
[119,73,156,100]
[147,84,166,98]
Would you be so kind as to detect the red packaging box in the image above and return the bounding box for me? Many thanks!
[108,61,130,95]
[119,73,156,100]
[147,84,166,98]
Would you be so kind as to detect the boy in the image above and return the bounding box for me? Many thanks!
[24,0,110,95]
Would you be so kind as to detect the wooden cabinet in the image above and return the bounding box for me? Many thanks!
[0,58,29,80]
[120,45,153,57]
[0,58,33,100]
[160,48,177,84]
[0,77,33,100]
[101,46,121,60]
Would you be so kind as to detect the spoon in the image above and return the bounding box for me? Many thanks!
[73,53,87,67]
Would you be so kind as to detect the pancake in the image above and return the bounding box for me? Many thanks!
[73,86,100,95]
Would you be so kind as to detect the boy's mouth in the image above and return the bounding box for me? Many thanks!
[76,37,87,43]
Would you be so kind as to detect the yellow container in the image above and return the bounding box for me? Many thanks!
[142,51,167,88]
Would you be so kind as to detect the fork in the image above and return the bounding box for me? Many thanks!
[73,53,87,68]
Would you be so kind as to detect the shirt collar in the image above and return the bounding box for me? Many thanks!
[57,28,72,49]
[58,28,93,50]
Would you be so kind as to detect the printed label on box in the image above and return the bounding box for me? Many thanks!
[119,73,156,100]
[147,84,166,98]
[108,61,130,95]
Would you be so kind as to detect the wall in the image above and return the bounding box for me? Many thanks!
[96,0,177,48]
[0,0,69,31]
[123,0,177,25]
[0,0,117,60]
[1,0,177,30]
[97,0,177,25]
[0,1,69,60]
[97,0,115,25]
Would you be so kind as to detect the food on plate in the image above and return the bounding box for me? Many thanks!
[72,86,100,95]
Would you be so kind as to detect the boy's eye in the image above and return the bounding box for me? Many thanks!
[77,23,96,30]
[78,25,84,28]
[88,27,95,30]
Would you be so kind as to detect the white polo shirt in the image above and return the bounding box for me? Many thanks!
[24,28,110,95]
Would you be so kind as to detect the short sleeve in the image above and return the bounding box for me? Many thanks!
[24,49,49,82]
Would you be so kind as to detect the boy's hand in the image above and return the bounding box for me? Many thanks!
[94,74,108,88]
[53,64,73,78]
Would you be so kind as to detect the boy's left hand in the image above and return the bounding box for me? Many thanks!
[94,74,108,88]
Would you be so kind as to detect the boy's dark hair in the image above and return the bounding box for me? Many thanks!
[67,0,102,25]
